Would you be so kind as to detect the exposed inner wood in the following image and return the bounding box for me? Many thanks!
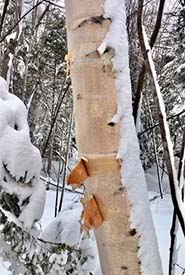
[83,153,121,175]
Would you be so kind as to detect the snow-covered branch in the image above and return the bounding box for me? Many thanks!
[137,0,185,238]
[0,210,82,275]
[169,130,185,275]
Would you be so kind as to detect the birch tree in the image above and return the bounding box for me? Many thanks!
[65,1,163,275]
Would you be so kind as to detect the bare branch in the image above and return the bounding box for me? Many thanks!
[41,81,71,157]
[0,0,45,43]
[133,0,166,123]
[0,0,10,36]
[138,109,185,136]
[169,129,185,275]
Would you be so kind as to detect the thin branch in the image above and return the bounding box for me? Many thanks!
[127,0,156,21]
[150,0,166,48]
[169,130,185,275]
[54,139,63,217]
[146,95,163,198]
[44,0,65,9]
[175,263,185,273]
[133,0,166,123]
[138,109,185,137]
[0,0,65,44]
[169,211,177,275]
[37,238,80,252]
[40,176,84,195]
[35,3,50,29]
[41,81,71,157]
[137,0,185,237]
[0,0,46,43]
[0,0,10,36]
[58,109,73,213]
[0,216,81,273]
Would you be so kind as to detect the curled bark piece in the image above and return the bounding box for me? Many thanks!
[67,159,89,189]
[81,195,104,234]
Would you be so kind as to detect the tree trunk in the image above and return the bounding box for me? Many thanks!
[65,1,140,274]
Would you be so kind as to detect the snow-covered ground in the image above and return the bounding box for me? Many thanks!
[0,166,184,275]
[150,192,185,275]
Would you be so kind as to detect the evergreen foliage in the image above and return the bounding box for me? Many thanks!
[0,210,82,275]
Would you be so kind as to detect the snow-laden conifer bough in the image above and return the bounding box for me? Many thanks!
[97,0,163,274]
[0,77,84,275]
[0,76,46,230]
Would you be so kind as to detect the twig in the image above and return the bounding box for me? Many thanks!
[0,0,65,44]
[133,0,166,123]
[41,81,71,157]
[44,0,65,9]
[169,211,177,275]
[149,193,165,202]
[174,263,185,272]
[40,176,84,195]
[0,0,46,43]
[0,0,10,36]
[138,109,185,137]
[146,95,163,198]
[169,129,185,275]
[37,238,80,252]
[58,108,73,213]
[54,139,63,217]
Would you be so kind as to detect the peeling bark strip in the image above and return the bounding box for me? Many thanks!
[68,154,121,190]
[65,1,141,274]
[67,159,89,189]
[81,195,104,233]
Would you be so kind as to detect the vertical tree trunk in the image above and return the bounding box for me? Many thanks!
[65,1,140,274]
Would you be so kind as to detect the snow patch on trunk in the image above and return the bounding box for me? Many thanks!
[98,1,163,274]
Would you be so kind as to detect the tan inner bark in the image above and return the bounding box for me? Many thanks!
[65,1,141,274]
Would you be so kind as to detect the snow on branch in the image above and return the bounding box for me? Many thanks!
[137,0,185,237]
[0,209,82,275]
[0,76,46,230]
[143,26,185,235]
[0,76,85,274]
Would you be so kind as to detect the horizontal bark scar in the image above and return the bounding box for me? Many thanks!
[76,15,111,29]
